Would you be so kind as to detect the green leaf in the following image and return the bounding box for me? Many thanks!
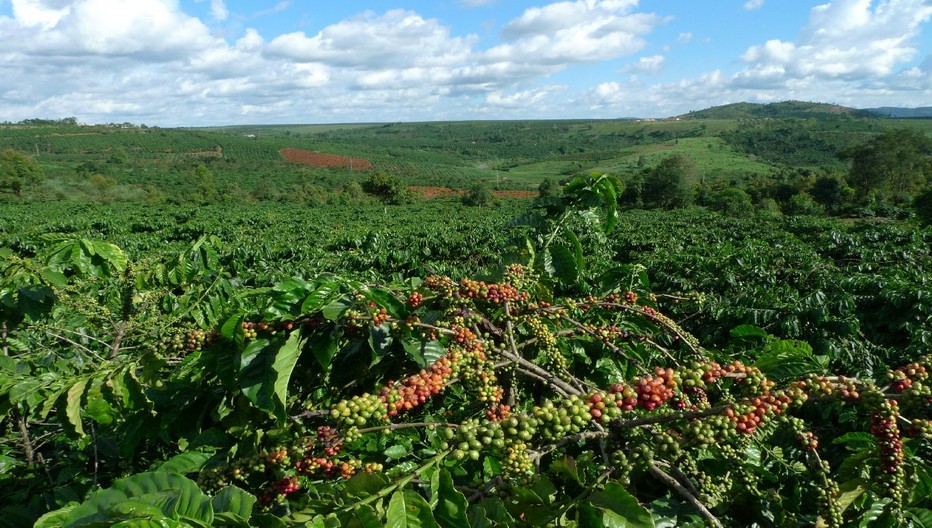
[836,478,868,514]
[384,444,411,460]
[858,495,892,528]
[239,333,306,424]
[753,339,823,381]
[386,490,440,528]
[361,287,407,318]
[590,483,655,528]
[832,432,876,449]
[906,508,932,528]
[220,313,245,341]
[34,505,76,528]
[64,471,213,528]
[564,230,584,272]
[344,472,390,499]
[302,281,340,314]
[87,240,128,275]
[402,339,445,369]
[309,332,339,370]
[548,245,579,284]
[112,520,181,528]
[433,470,469,528]
[350,505,383,528]
[369,323,394,357]
[157,452,211,475]
[730,325,768,339]
[211,486,255,518]
[84,378,114,426]
[323,297,354,321]
[550,456,581,484]
[64,378,89,436]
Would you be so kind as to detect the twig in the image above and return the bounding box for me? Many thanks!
[45,331,106,362]
[110,322,127,359]
[555,313,649,375]
[467,477,503,502]
[655,459,701,498]
[90,421,99,488]
[337,450,450,513]
[15,409,34,465]
[357,422,457,434]
[649,462,723,528]
[495,347,580,396]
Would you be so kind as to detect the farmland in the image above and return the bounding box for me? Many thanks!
[1,105,932,527]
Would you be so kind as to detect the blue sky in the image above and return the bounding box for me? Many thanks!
[1,0,930,125]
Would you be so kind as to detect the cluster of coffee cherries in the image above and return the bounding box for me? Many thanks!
[153,328,214,358]
[533,396,596,440]
[407,291,423,308]
[579,323,631,344]
[258,476,300,507]
[457,278,530,305]
[724,393,790,434]
[240,320,296,340]
[887,356,931,408]
[632,367,679,411]
[331,392,387,428]
[378,353,458,417]
[782,416,843,527]
[502,263,538,292]
[871,399,905,507]
[527,316,568,373]
[293,426,380,482]
[449,331,503,405]
[447,418,534,479]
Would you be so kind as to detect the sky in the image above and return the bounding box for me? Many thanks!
[0,0,931,126]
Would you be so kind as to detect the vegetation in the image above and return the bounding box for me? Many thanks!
[0,106,930,526]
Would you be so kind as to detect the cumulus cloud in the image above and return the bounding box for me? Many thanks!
[624,54,664,73]
[1,0,221,59]
[491,0,658,64]
[741,0,932,81]
[744,0,764,10]
[210,0,227,21]
[267,10,476,68]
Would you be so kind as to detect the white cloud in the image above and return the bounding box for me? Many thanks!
[210,0,227,21]
[740,0,932,80]
[1,0,221,59]
[677,32,693,43]
[267,10,476,68]
[744,0,764,10]
[492,0,657,64]
[624,54,664,73]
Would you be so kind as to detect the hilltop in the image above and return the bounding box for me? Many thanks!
[679,101,875,120]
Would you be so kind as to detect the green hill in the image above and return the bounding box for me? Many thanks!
[680,100,874,120]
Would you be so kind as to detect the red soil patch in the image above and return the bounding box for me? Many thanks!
[408,186,538,199]
[280,148,373,170]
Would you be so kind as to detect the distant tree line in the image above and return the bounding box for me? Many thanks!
[613,128,931,223]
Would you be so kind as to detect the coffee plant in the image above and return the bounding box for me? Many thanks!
[0,175,928,527]
[5,253,926,527]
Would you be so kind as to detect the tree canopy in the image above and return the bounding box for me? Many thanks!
[0,148,44,197]
[840,128,932,200]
